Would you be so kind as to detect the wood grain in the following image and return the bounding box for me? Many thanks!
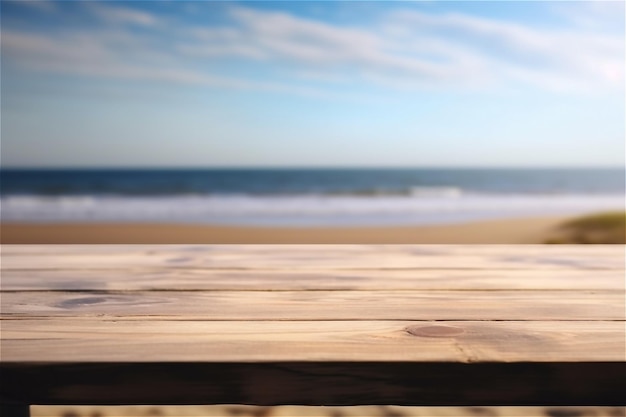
[1,244,624,408]
[2,319,624,362]
[3,268,624,291]
[3,245,624,270]
[2,290,623,321]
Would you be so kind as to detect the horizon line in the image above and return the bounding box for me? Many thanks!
[1,165,624,171]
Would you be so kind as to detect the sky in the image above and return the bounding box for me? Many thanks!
[1,0,624,168]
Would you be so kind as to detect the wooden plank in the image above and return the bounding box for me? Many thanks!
[3,268,624,291]
[2,362,624,406]
[2,290,623,321]
[1,244,624,408]
[2,245,623,270]
[1,319,623,362]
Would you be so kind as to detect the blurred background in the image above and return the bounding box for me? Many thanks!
[1,0,624,243]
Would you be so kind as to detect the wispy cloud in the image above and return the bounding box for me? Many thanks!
[183,4,625,92]
[553,0,625,32]
[85,2,161,27]
[2,1,623,97]
[178,6,488,91]
[1,27,343,100]
[387,9,624,90]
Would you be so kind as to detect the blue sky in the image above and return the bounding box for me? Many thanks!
[1,0,624,168]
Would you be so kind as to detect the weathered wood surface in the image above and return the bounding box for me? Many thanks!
[2,244,624,269]
[3,245,624,291]
[2,290,623,320]
[2,319,624,362]
[1,244,624,407]
[4,268,623,291]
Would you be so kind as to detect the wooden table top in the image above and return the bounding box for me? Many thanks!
[1,245,624,406]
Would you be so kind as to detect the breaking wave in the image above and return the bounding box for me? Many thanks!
[1,192,623,226]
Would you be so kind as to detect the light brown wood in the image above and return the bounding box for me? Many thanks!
[2,244,624,270]
[2,290,623,321]
[1,244,624,407]
[2,319,624,362]
[3,268,624,291]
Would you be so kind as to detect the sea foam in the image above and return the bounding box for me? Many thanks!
[1,192,624,226]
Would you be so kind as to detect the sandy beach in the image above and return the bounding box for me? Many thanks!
[0,215,572,244]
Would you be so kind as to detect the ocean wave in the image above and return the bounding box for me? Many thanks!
[1,193,624,226]
[410,186,462,198]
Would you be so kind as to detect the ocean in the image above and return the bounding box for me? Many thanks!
[1,168,624,226]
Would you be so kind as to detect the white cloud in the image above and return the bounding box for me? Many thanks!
[179,5,623,92]
[553,0,625,32]
[86,2,160,27]
[385,9,624,91]
[3,2,624,97]
[1,28,344,100]
[184,7,475,86]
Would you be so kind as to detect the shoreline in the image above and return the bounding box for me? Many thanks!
[0,216,573,244]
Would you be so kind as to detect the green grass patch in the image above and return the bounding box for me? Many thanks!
[545,211,626,244]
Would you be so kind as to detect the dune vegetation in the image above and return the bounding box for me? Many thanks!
[545,211,626,244]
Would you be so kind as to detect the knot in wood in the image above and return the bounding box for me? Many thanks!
[406,325,465,338]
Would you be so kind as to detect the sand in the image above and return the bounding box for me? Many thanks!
[0,216,571,244]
